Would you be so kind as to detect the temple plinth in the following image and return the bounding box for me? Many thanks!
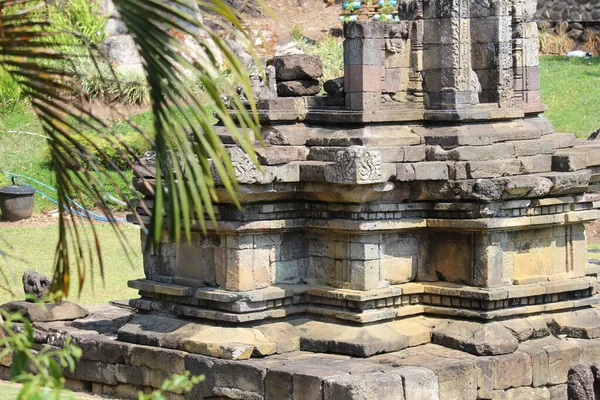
[125,0,600,383]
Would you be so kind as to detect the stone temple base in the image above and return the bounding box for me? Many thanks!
[8,303,600,400]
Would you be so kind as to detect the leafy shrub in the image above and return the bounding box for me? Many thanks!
[66,59,151,105]
[0,309,82,399]
[0,68,23,108]
[48,0,108,49]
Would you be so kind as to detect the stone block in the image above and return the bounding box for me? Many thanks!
[344,65,385,92]
[324,146,383,184]
[392,366,440,400]
[346,92,381,111]
[255,146,309,166]
[115,364,150,386]
[385,68,402,92]
[184,354,214,399]
[412,161,449,180]
[430,232,472,284]
[541,170,591,196]
[114,384,148,399]
[277,80,321,97]
[432,320,519,356]
[492,351,533,390]
[269,55,323,80]
[541,338,583,385]
[548,383,568,400]
[519,341,550,387]
[344,21,385,39]
[551,309,600,339]
[520,155,552,174]
[350,243,381,261]
[130,346,186,374]
[396,163,416,181]
[73,335,134,364]
[0,301,89,323]
[466,159,521,179]
[505,386,550,400]
[404,146,427,162]
[553,150,590,172]
[344,38,383,66]
[211,360,266,399]
[500,319,534,342]
[101,35,143,74]
[396,355,478,400]
[265,370,293,400]
[427,142,515,162]
[544,132,575,149]
[350,260,381,290]
[514,139,555,156]
[324,372,404,400]
[117,315,187,347]
[64,360,117,385]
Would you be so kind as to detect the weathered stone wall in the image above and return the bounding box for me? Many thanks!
[536,0,600,22]
[7,304,600,400]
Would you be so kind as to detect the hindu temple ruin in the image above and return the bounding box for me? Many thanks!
[6,0,600,399]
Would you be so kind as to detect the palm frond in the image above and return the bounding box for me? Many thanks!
[0,0,259,296]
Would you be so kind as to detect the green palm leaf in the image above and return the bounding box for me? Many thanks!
[0,0,260,296]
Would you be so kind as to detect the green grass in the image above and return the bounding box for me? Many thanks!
[539,56,600,138]
[0,381,90,400]
[0,223,143,304]
[0,383,94,400]
[0,105,155,213]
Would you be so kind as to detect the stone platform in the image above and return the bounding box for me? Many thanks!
[116,9,600,399]
[7,303,600,400]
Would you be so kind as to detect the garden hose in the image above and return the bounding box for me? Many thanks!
[0,170,127,223]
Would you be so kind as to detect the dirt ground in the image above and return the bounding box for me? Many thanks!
[0,211,129,229]
[234,0,342,45]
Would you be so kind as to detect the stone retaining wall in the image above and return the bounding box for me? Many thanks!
[536,0,600,22]
[3,304,600,400]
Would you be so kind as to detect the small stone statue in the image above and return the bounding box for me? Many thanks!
[22,271,51,302]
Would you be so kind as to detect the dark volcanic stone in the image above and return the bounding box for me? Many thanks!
[22,271,51,302]
[269,55,323,81]
[277,79,321,97]
[1,300,88,322]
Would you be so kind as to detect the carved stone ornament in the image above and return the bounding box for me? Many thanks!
[325,146,383,184]
[212,147,259,184]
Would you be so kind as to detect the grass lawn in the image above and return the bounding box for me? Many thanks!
[0,384,83,400]
[539,56,600,138]
[0,223,143,304]
[0,381,112,400]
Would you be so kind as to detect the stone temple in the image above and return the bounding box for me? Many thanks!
[8,0,600,399]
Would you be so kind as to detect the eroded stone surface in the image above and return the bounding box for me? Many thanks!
[1,304,600,399]
[432,321,519,356]
[551,309,600,339]
[1,300,88,322]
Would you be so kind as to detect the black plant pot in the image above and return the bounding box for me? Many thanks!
[0,184,35,222]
